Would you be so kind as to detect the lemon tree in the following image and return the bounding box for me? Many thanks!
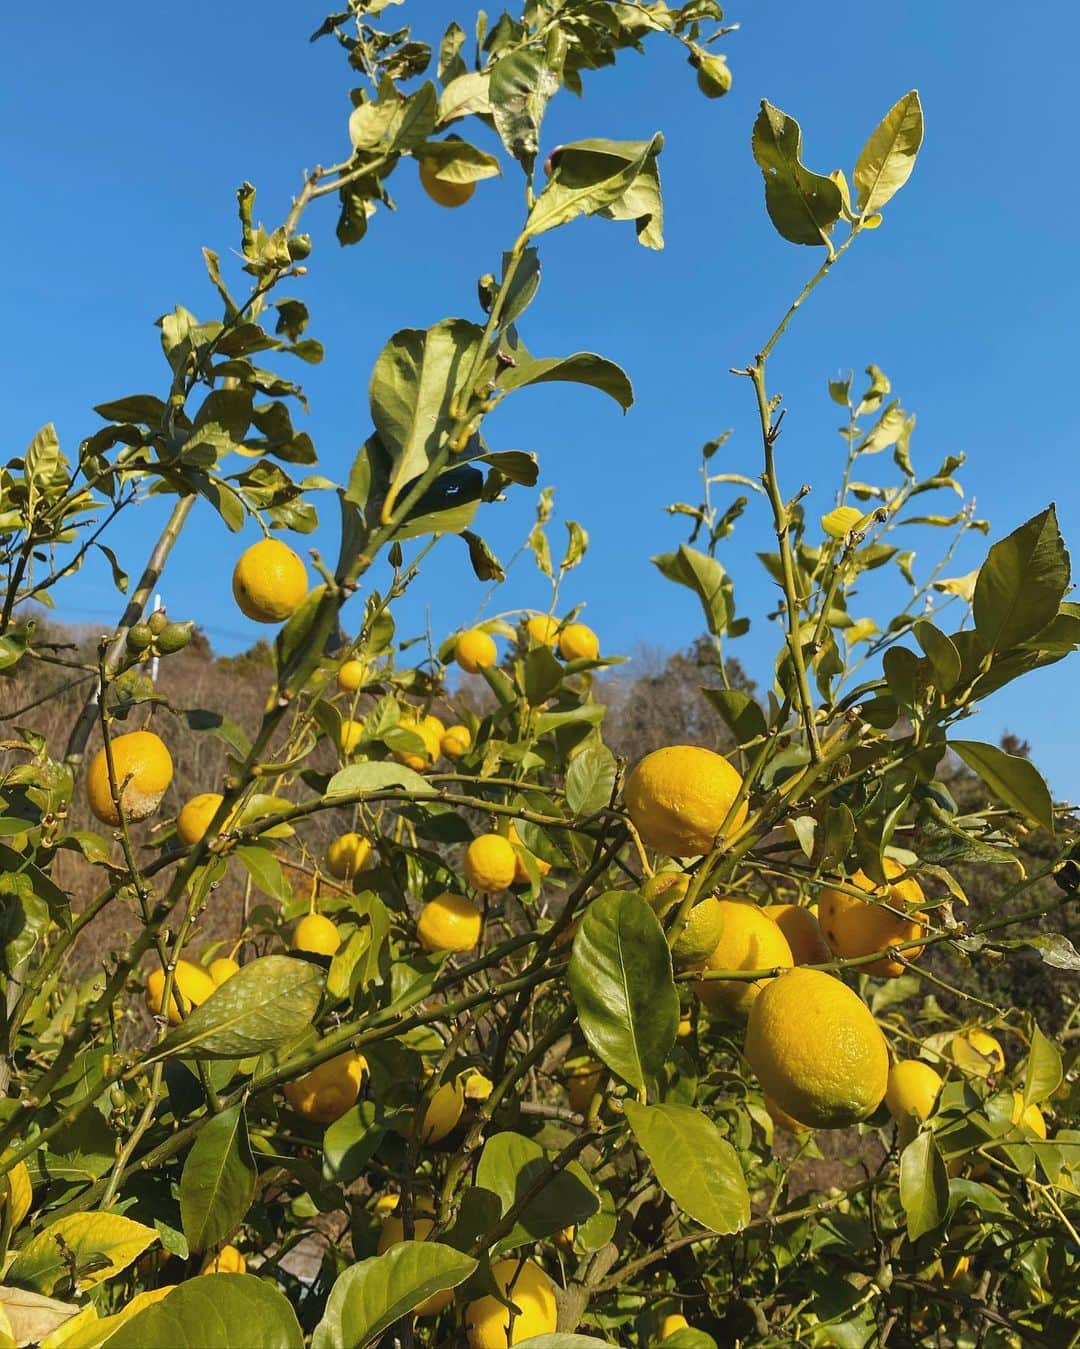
[0,4,1076,1348]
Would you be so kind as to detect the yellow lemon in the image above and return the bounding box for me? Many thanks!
[821,505,865,540]
[208,956,240,986]
[558,623,599,661]
[465,833,517,892]
[763,904,831,966]
[87,730,174,826]
[455,628,498,674]
[200,1244,246,1275]
[419,158,476,208]
[0,1155,32,1231]
[441,724,473,758]
[765,1096,812,1135]
[886,1059,942,1122]
[669,896,726,969]
[145,960,216,1026]
[418,893,483,954]
[625,745,748,857]
[377,1206,452,1315]
[659,1313,690,1340]
[176,792,226,846]
[336,659,367,693]
[284,1051,366,1124]
[1011,1091,1047,1139]
[745,967,889,1129]
[509,823,551,885]
[232,538,307,623]
[694,900,793,1017]
[339,719,364,755]
[951,1027,1006,1076]
[526,614,560,646]
[293,913,341,956]
[464,1258,558,1348]
[415,1077,466,1144]
[566,1059,603,1114]
[677,1013,693,1039]
[818,858,925,977]
[326,832,372,880]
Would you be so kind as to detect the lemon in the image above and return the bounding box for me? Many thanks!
[293,913,341,956]
[950,1027,1005,1076]
[526,614,559,645]
[418,892,483,953]
[818,858,925,977]
[886,1059,942,1122]
[232,538,307,623]
[566,1058,603,1114]
[465,833,517,892]
[377,1205,452,1315]
[821,505,864,539]
[145,960,216,1026]
[441,724,472,758]
[200,1244,246,1275]
[694,900,793,1017]
[763,904,831,966]
[337,659,367,693]
[553,1225,575,1250]
[1011,1091,1047,1139]
[677,1013,693,1039]
[87,730,174,826]
[208,956,240,986]
[659,1313,690,1339]
[669,896,726,969]
[339,719,364,755]
[284,1051,366,1124]
[745,967,889,1129]
[558,622,599,661]
[415,1077,466,1144]
[419,158,476,208]
[464,1258,558,1348]
[455,628,498,674]
[326,832,372,880]
[765,1095,812,1134]
[0,1155,32,1231]
[395,717,442,772]
[176,792,225,846]
[509,823,551,885]
[625,745,747,857]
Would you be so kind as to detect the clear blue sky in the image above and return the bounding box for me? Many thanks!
[4,3,1079,796]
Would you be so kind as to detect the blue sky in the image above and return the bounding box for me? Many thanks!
[4,2,1079,795]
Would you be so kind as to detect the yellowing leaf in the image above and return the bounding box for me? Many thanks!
[0,1286,81,1346]
[43,1286,177,1348]
[821,506,864,540]
[6,1213,157,1295]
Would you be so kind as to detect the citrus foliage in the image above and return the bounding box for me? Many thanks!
[0,3,1077,1347]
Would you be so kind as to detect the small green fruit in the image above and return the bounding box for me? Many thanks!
[148,610,169,636]
[127,623,153,653]
[156,621,194,654]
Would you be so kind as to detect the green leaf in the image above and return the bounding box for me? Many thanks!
[489,49,558,170]
[899,1130,949,1241]
[751,101,843,246]
[179,1105,256,1253]
[105,1274,303,1348]
[913,620,961,692]
[565,744,617,817]
[322,1101,384,1185]
[497,349,633,412]
[1023,1024,1063,1106]
[417,136,501,184]
[7,1213,157,1295]
[701,688,766,745]
[652,544,733,637]
[622,1102,750,1234]
[568,890,678,1092]
[475,1132,599,1252]
[950,740,1054,833]
[853,91,924,217]
[148,956,323,1062]
[516,1339,614,1348]
[235,845,291,901]
[326,761,435,799]
[525,136,663,240]
[1021,932,1080,971]
[311,1243,477,1349]
[973,506,1070,654]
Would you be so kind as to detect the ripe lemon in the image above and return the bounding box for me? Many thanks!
[763,904,831,966]
[465,833,517,892]
[558,622,599,661]
[566,1058,603,1114]
[642,869,690,917]
[0,1155,32,1231]
[677,1013,693,1039]
[694,900,793,1017]
[377,1204,452,1315]
[208,956,240,986]
[418,158,476,208]
[509,823,551,884]
[464,1258,557,1348]
[418,893,483,953]
[145,960,216,1026]
[818,858,925,977]
[176,792,225,846]
[455,628,497,674]
[201,1244,246,1275]
[765,1095,812,1135]
[886,1059,942,1122]
[415,1077,466,1144]
[950,1027,1005,1076]
[659,1313,690,1339]
[232,538,307,623]
[326,832,372,880]
[670,896,726,969]
[441,724,472,758]
[526,614,559,646]
[336,659,367,693]
[1011,1091,1047,1139]
[745,967,889,1129]
[625,745,748,857]
[293,913,341,956]
[87,730,174,825]
[339,719,364,756]
[284,1051,366,1124]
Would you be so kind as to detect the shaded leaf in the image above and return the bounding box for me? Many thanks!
[899,1130,948,1241]
[179,1105,256,1253]
[973,507,1070,654]
[950,740,1054,834]
[751,101,843,246]
[106,1274,303,1348]
[475,1132,599,1253]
